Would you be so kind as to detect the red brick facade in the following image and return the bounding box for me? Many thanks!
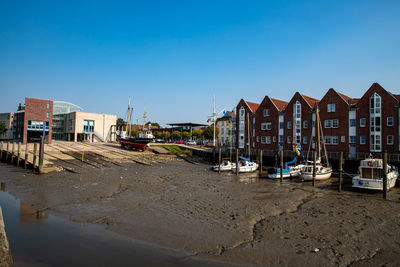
[254,96,287,150]
[22,97,53,144]
[234,83,400,155]
[318,89,352,152]
[356,83,399,153]
[283,93,318,151]
[236,99,259,151]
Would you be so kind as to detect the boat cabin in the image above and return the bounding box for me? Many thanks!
[359,159,392,179]
[139,130,154,139]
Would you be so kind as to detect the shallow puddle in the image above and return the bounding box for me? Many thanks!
[0,189,223,267]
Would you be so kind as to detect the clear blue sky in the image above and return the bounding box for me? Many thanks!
[1,0,399,126]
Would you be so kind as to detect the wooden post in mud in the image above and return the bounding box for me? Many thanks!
[33,143,38,172]
[259,149,263,178]
[383,152,388,199]
[312,151,316,187]
[338,151,343,192]
[0,141,3,162]
[24,143,29,169]
[6,142,10,163]
[11,142,15,165]
[17,142,21,167]
[218,148,221,174]
[236,148,239,176]
[280,150,283,183]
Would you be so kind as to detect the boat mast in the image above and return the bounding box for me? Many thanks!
[213,96,216,147]
[128,107,133,137]
[247,112,250,159]
[126,98,131,135]
[316,107,321,160]
[229,120,232,161]
[143,107,146,131]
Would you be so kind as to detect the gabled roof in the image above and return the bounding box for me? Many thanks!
[394,95,400,102]
[270,98,288,112]
[245,101,260,113]
[338,92,352,103]
[301,94,319,108]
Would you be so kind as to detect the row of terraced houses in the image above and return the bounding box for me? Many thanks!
[235,83,400,158]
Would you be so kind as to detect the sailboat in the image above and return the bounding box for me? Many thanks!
[213,123,236,171]
[232,113,258,173]
[300,107,332,180]
[117,102,153,151]
[267,146,305,179]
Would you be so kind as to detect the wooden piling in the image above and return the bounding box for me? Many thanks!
[24,143,28,169]
[383,152,387,199]
[236,148,239,176]
[218,148,221,174]
[6,142,10,163]
[312,151,316,187]
[338,151,343,192]
[280,150,283,183]
[17,142,21,167]
[33,143,38,172]
[0,141,3,162]
[259,149,263,178]
[11,142,15,165]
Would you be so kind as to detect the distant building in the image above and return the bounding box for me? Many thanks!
[216,110,236,146]
[12,97,53,144]
[66,112,117,142]
[52,101,83,141]
[0,112,14,140]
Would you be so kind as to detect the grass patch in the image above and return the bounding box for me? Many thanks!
[152,145,192,155]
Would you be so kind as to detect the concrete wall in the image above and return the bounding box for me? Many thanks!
[0,113,14,140]
[66,112,117,142]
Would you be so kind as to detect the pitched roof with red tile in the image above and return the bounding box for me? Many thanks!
[245,101,260,113]
[301,94,320,108]
[270,98,288,112]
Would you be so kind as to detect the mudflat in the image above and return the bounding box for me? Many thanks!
[1,154,400,266]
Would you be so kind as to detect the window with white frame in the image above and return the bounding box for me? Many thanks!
[341,136,345,143]
[266,136,271,144]
[349,136,356,144]
[279,122,284,129]
[332,119,339,128]
[387,117,393,126]
[303,136,308,144]
[273,136,276,142]
[324,120,332,128]
[325,136,331,144]
[279,135,284,143]
[294,101,301,119]
[349,119,356,127]
[327,104,336,112]
[263,109,270,117]
[303,120,308,128]
[287,121,292,129]
[261,123,267,130]
[332,136,338,145]
[360,136,366,144]
[261,136,267,144]
[360,118,366,127]
[256,136,259,142]
[266,122,271,130]
[287,136,292,144]
[387,135,393,145]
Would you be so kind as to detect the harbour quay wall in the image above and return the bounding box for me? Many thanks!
[0,207,13,267]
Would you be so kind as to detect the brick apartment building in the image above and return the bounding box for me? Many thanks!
[236,99,260,152]
[283,93,319,151]
[13,97,53,144]
[254,96,287,151]
[356,83,399,153]
[318,88,358,153]
[235,82,400,157]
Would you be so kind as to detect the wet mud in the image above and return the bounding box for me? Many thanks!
[1,154,400,266]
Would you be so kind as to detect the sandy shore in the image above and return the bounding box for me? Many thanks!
[1,151,400,266]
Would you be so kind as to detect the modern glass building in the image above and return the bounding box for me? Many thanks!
[52,101,83,140]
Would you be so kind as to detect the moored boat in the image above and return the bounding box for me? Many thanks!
[117,130,153,151]
[352,157,398,191]
[232,157,258,173]
[213,160,236,171]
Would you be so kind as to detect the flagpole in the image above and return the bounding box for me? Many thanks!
[213,96,216,147]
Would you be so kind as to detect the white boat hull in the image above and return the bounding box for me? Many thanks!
[213,162,236,172]
[267,170,301,179]
[232,163,258,173]
[301,168,332,181]
[352,172,398,191]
